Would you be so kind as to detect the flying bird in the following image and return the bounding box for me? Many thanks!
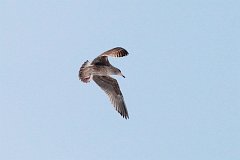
[79,47,129,119]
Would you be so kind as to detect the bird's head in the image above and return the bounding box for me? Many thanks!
[113,68,125,78]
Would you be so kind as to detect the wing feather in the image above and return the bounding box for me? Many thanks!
[100,47,129,57]
[92,75,129,119]
[91,47,129,66]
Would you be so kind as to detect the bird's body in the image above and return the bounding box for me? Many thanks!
[79,47,129,119]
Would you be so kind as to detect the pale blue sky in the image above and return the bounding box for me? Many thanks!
[1,0,240,160]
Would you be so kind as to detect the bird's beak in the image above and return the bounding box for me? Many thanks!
[120,72,125,78]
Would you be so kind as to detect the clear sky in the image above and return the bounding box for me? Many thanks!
[1,0,240,160]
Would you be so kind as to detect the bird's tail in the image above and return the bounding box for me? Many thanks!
[79,60,91,83]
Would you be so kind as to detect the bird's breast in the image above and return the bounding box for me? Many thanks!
[90,66,113,76]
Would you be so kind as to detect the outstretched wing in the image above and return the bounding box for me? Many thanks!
[93,75,129,119]
[100,47,129,57]
[91,56,110,66]
[91,47,129,66]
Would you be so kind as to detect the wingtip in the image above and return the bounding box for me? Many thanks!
[102,47,129,58]
[121,113,129,119]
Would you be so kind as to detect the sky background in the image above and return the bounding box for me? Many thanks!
[1,0,240,160]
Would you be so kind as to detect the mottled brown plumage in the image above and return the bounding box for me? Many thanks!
[79,47,129,119]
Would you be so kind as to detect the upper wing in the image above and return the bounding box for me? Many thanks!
[100,47,129,58]
[91,56,110,66]
[91,47,129,66]
[93,75,129,119]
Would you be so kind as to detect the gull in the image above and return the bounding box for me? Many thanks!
[79,47,129,119]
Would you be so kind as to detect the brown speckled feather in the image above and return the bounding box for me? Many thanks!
[93,75,129,119]
[100,47,129,57]
[79,47,129,119]
[91,47,129,66]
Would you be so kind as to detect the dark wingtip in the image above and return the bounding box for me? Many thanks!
[121,113,129,119]
[114,47,129,57]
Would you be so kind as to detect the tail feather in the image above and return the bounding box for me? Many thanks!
[79,60,91,83]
